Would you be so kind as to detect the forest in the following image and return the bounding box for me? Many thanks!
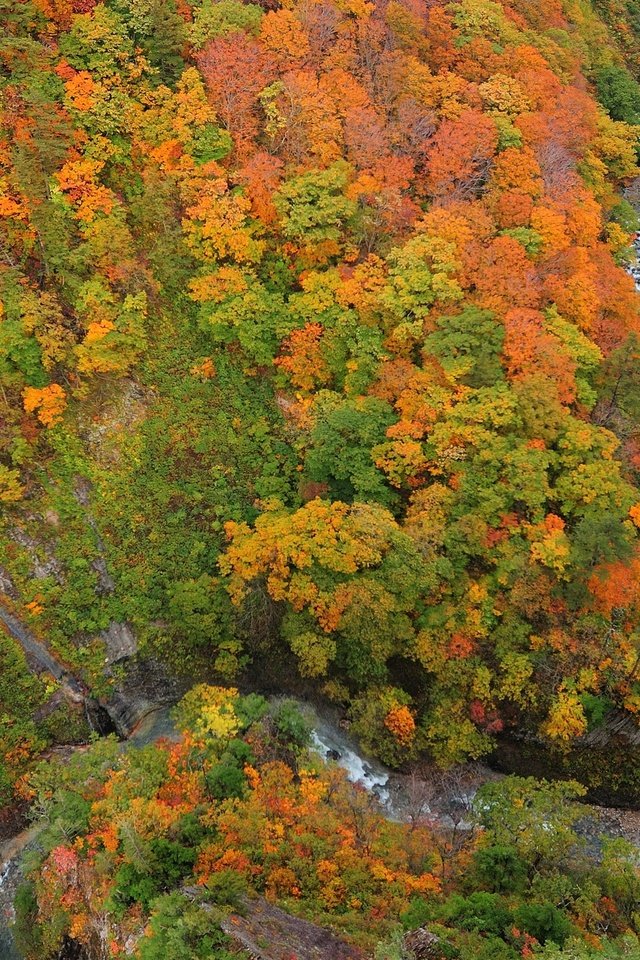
[1,0,640,954]
[10,688,640,959]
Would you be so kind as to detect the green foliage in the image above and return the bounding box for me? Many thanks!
[0,632,49,803]
[401,896,432,930]
[514,902,574,945]
[59,6,135,78]
[538,934,640,959]
[473,778,587,870]
[304,395,397,506]
[349,686,420,766]
[470,845,528,894]
[15,689,640,960]
[206,760,247,799]
[109,0,187,82]
[579,692,613,730]
[609,198,640,233]
[570,510,634,575]
[235,693,268,730]
[24,736,121,850]
[444,892,513,937]
[597,334,640,427]
[206,739,255,799]
[274,162,357,247]
[424,307,505,388]
[12,882,43,960]
[137,893,237,960]
[595,65,640,123]
[271,699,312,748]
[190,124,233,164]
[113,839,197,911]
[190,0,263,48]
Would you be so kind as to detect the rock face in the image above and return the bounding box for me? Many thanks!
[221,897,364,960]
[101,657,188,738]
[492,710,640,807]
[403,928,444,960]
[8,526,64,583]
[0,606,85,702]
[101,621,137,665]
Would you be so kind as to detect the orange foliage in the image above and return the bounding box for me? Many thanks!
[22,384,67,427]
[470,236,540,313]
[384,704,416,745]
[588,558,640,619]
[502,308,576,403]
[55,159,114,222]
[197,36,275,154]
[274,322,331,391]
[425,109,498,198]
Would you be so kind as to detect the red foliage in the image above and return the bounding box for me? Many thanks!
[197,36,275,155]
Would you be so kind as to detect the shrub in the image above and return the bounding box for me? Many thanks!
[514,902,573,945]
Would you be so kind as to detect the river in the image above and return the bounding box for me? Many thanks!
[2,693,640,959]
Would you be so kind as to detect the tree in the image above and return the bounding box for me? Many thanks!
[303,395,397,506]
[473,778,587,873]
[595,66,640,124]
[273,161,357,257]
[22,383,67,427]
[424,307,504,387]
[109,0,186,82]
[425,110,498,199]
[138,894,236,960]
[220,498,430,681]
[197,34,274,152]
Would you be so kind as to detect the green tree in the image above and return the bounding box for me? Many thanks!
[274,162,357,249]
[304,395,397,506]
[473,778,587,874]
[595,66,640,124]
[138,893,238,960]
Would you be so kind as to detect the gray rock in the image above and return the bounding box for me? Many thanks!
[101,621,137,665]
[403,928,443,960]
[102,657,188,738]
[8,527,63,583]
[0,565,17,599]
[92,555,115,593]
[221,896,364,960]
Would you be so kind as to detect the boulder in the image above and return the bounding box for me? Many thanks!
[403,928,444,960]
[221,896,364,960]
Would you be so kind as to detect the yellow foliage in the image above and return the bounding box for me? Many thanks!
[530,527,571,573]
[259,10,310,61]
[542,688,587,742]
[0,465,24,503]
[183,181,264,264]
[193,686,241,741]
[479,73,531,117]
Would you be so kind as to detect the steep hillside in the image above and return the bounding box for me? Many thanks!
[1,0,640,798]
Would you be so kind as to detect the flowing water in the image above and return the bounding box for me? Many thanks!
[309,713,392,809]
[628,234,640,289]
